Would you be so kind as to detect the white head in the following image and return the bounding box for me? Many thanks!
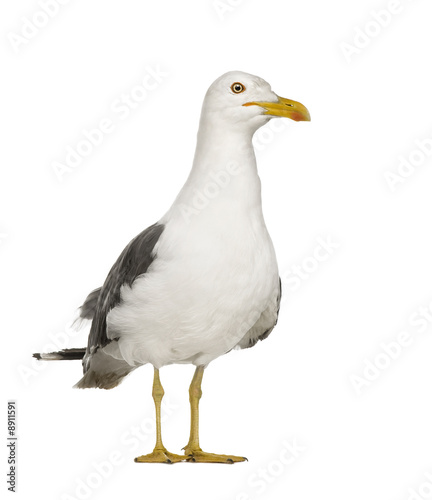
[201,71,310,135]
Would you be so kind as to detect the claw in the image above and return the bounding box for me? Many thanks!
[183,449,247,464]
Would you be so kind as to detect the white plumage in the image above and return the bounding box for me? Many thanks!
[105,115,280,368]
[83,71,290,383]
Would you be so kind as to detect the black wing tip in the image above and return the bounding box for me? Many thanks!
[32,348,86,361]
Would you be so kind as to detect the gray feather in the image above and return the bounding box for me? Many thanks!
[33,348,86,360]
[83,223,165,371]
[243,277,282,349]
[78,287,102,320]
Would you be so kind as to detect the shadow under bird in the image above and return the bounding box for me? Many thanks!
[34,71,310,464]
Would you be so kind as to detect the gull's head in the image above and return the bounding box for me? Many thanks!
[201,71,310,134]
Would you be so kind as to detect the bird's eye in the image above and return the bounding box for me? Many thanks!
[231,82,245,94]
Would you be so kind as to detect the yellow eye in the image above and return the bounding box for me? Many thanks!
[231,82,245,94]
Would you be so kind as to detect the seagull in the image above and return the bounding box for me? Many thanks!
[34,71,310,464]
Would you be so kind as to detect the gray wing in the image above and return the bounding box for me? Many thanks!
[83,222,164,371]
[237,277,282,349]
[257,277,282,342]
[77,287,102,321]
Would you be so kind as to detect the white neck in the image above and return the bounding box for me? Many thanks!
[168,114,263,220]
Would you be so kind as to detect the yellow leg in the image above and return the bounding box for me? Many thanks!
[183,366,247,464]
[135,368,185,464]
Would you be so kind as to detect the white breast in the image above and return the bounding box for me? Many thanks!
[105,208,278,368]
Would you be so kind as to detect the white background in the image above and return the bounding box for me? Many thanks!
[2,0,432,499]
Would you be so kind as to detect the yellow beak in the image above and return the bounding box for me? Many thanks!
[243,96,311,122]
